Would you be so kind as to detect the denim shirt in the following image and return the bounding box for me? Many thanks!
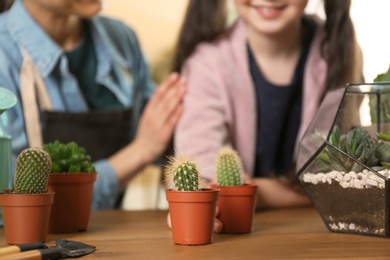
[0,0,155,209]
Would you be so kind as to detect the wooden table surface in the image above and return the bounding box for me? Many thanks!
[1,207,390,259]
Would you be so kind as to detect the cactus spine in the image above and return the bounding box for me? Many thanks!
[216,147,243,186]
[14,147,52,194]
[165,155,199,191]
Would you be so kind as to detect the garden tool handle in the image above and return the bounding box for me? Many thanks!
[0,248,62,260]
[0,242,46,257]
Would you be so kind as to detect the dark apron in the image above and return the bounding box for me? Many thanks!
[42,108,134,208]
[42,108,133,161]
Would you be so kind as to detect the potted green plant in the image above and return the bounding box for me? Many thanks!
[211,147,257,234]
[0,148,54,244]
[165,154,219,245]
[43,140,97,233]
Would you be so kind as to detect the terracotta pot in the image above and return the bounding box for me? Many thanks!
[0,192,54,244]
[212,184,258,234]
[166,189,219,245]
[48,172,96,233]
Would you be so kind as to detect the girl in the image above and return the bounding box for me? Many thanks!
[172,0,363,216]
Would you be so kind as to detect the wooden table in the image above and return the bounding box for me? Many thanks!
[1,207,390,259]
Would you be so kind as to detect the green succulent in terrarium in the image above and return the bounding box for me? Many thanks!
[165,155,200,191]
[216,147,244,186]
[14,147,52,194]
[370,66,390,123]
[319,125,379,172]
[376,114,390,169]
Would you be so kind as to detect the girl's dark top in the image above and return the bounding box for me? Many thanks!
[248,17,315,177]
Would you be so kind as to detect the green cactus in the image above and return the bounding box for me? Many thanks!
[216,147,243,186]
[165,155,199,191]
[14,147,52,194]
[319,126,379,172]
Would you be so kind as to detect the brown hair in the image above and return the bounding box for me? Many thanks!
[322,0,362,91]
[171,0,227,73]
[0,0,13,13]
[172,0,362,90]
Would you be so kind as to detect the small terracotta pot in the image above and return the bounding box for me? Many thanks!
[166,189,219,245]
[0,192,55,244]
[212,184,258,234]
[48,172,96,233]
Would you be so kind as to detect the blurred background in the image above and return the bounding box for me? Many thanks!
[102,0,390,84]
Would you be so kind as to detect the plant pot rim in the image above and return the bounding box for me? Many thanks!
[211,183,258,196]
[0,191,55,206]
[0,191,55,196]
[166,188,219,193]
[49,172,97,175]
[211,183,257,188]
[166,188,219,203]
[48,172,97,184]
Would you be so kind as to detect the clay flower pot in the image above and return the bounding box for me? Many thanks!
[48,172,96,233]
[166,189,219,245]
[212,183,257,234]
[0,192,54,244]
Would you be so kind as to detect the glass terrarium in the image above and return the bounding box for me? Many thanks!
[297,82,390,237]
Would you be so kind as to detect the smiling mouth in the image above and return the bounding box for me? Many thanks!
[255,5,285,18]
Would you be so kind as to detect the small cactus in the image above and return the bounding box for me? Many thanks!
[216,147,244,186]
[165,155,199,191]
[14,147,52,194]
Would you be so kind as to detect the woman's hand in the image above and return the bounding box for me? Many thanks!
[132,73,186,163]
[253,177,311,210]
[109,73,186,185]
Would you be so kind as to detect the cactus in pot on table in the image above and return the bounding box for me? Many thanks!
[165,154,219,245]
[213,146,258,234]
[216,147,244,186]
[43,140,97,233]
[0,148,55,244]
[166,156,200,191]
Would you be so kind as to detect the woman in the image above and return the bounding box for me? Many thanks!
[0,0,186,209]
[172,0,363,231]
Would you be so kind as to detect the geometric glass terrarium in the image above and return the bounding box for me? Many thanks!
[297,83,390,237]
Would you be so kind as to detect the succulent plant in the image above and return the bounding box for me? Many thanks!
[370,67,390,123]
[319,125,379,172]
[43,140,95,173]
[216,147,244,186]
[376,114,390,169]
[165,155,199,191]
[14,147,52,194]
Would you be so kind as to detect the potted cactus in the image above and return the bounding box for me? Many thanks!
[165,154,219,245]
[212,147,257,234]
[43,140,97,233]
[0,148,54,244]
